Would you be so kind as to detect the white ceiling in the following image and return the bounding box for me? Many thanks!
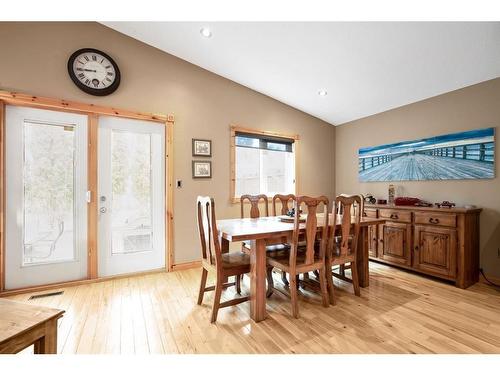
[103,22,500,125]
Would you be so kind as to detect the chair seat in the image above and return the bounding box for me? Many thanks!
[222,251,251,268]
[242,240,291,252]
[266,249,323,272]
[207,251,251,271]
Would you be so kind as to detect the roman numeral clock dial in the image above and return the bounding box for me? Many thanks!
[67,48,121,96]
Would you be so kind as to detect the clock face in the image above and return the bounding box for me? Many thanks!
[67,48,121,96]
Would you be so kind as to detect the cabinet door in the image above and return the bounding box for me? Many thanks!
[413,225,457,278]
[368,225,378,258]
[378,222,412,266]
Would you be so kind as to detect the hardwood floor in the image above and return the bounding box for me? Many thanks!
[6,262,500,354]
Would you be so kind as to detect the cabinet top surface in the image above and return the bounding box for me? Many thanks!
[364,203,481,214]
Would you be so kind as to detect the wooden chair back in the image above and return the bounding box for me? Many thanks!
[290,196,329,267]
[197,196,222,266]
[240,194,269,218]
[331,194,362,257]
[272,194,296,216]
[334,193,364,217]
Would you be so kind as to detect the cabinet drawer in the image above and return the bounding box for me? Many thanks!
[379,209,411,223]
[415,212,456,227]
[363,209,378,218]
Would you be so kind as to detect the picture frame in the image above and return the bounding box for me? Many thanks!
[358,127,495,182]
[192,160,212,178]
[192,138,212,157]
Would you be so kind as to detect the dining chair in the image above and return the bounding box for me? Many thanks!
[240,194,269,253]
[338,194,364,277]
[272,194,296,215]
[240,194,269,218]
[240,194,285,295]
[325,194,362,305]
[271,194,296,286]
[196,196,250,323]
[266,196,330,318]
[273,194,320,285]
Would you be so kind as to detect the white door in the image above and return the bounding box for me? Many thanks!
[5,106,88,289]
[98,116,165,277]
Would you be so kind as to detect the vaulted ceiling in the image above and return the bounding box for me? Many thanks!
[103,22,500,125]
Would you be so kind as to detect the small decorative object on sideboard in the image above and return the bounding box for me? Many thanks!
[434,200,456,209]
[364,194,377,204]
[394,197,433,207]
[388,184,395,204]
[377,199,387,204]
[192,139,212,157]
[394,196,421,206]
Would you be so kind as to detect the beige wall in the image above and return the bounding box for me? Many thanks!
[0,22,335,265]
[335,78,500,277]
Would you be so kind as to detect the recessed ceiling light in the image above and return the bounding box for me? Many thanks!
[200,27,212,38]
[318,90,328,97]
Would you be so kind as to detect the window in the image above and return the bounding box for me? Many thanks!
[231,126,298,202]
[23,121,77,265]
[110,130,153,254]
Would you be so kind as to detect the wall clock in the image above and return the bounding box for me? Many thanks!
[67,48,121,96]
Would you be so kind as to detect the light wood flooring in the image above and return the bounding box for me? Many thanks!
[6,262,500,354]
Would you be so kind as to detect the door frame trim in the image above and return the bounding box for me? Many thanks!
[0,90,175,291]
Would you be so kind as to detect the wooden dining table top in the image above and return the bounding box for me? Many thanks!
[0,298,64,345]
[217,214,385,242]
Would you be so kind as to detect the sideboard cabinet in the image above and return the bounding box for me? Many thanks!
[363,204,481,288]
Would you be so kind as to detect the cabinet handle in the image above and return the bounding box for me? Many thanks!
[414,245,419,251]
[429,217,440,224]
[390,213,399,219]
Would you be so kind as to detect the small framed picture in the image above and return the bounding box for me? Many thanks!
[192,160,212,179]
[192,139,212,157]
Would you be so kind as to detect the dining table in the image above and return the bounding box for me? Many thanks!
[0,298,64,354]
[217,213,386,322]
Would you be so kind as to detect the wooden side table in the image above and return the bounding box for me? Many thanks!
[0,298,64,354]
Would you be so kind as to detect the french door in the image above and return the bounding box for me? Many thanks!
[97,116,165,277]
[5,106,88,289]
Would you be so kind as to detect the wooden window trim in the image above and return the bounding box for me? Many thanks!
[0,90,175,292]
[230,125,300,204]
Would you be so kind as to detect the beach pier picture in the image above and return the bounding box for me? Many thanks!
[358,127,495,182]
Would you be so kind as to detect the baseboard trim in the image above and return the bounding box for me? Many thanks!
[0,268,166,297]
[480,272,500,286]
[171,260,201,271]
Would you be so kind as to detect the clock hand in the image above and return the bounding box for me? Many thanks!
[76,68,97,73]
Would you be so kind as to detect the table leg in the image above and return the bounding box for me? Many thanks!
[34,319,57,354]
[250,238,267,322]
[356,226,369,287]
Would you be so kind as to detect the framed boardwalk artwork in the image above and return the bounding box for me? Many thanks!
[359,127,495,182]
